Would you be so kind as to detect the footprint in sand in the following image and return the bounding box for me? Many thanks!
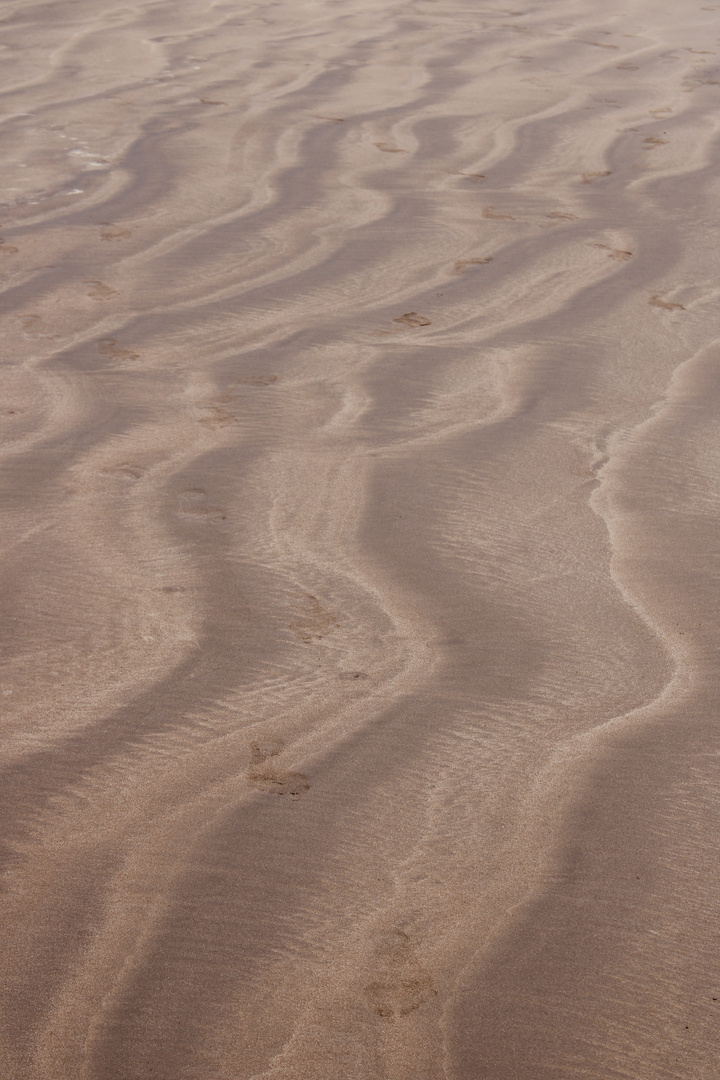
[363,930,437,1019]
[247,741,309,799]
[374,142,407,153]
[338,670,369,680]
[177,487,226,521]
[643,136,669,147]
[85,280,119,300]
[545,211,578,222]
[99,222,132,241]
[289,593,340,643]
[0,239,19,254]
[649,295,685,311]
[454,257,493,273]
[98,338,140,361]
[393,312,432,327]
[458,172,486,182]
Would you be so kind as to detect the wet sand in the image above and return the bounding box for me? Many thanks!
[2,0,720,1076]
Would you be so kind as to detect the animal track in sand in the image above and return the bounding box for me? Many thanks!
[545,210,577,221]
[313,115,345,123]
[247,741,309,799]
[338,670,368,680]
[177,487,226,521]
[649,295,685,311]
[98,338,140,361]
[581,40,620,49]
[233,374,278,386]
[365,975,436,1019]
[21,314,59,340]
[99,222,131,241]
[100,463,145,479]
[454,257,493,273]
[197,404,237,428]
[581,171,611,183]
[0,239,18,254]
[643,136,669,147]
[393,312,432,327]
[250,739,284,764]
[458,172,486,182]
[590,243,633,261]
[289,594,340,643]
[84,280,119,300]
[374,142,407,153]
[363,930,437,1020]
[482,207,516,221]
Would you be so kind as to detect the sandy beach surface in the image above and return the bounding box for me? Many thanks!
[2,0,720,1076]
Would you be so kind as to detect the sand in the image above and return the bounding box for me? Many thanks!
[1,0,720,1075]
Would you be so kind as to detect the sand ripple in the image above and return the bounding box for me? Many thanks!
[2,0,720,1076]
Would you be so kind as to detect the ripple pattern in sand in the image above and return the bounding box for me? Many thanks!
[2,0,720,1077]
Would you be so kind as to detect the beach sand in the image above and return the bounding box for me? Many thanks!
[2,0,720,1076]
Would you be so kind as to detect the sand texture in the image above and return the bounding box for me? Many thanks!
[2,0,720,1075]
